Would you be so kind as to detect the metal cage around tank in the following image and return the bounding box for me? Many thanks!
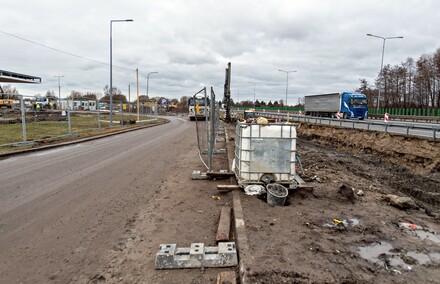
[233,122,297,188]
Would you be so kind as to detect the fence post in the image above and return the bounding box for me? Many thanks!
[20,95,27,143]
[120,103,123,126]
[98,103,101,129]
[66,99,72,135]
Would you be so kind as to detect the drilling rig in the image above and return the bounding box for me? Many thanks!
[223,62,232,122]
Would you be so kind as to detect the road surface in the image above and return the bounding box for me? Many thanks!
[0,116,192,283]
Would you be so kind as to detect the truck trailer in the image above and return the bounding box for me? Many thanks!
[304,92,368,119]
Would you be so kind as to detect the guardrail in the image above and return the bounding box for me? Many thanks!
[368,114,440,123]
[250,111,440,140]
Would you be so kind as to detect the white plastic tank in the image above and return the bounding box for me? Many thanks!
[233,122,297,187]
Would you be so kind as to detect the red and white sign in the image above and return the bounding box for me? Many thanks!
[337,111,341,119]
[384,113,389,122]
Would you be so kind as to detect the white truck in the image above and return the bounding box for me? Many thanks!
[188,93,210,121]
[304,92,368,119]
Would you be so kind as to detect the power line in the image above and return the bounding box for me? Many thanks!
[0,30,134,71]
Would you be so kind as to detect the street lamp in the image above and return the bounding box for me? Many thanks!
[366,33,403,111]
[110,18,133,127]
[146,72,159,97]
[278,70,297,108]
[54,75,64,110]
[248,82,257,107]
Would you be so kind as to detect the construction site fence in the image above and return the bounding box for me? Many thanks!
[194,87,222,172]
[0,97,159,148]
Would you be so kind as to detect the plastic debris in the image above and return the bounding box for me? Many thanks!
[256,117,269,125]
[244,184,266,195]
[212,196,221,200]
[399,222,423,231]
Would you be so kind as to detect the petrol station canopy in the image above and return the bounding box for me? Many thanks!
[0,69,41,84]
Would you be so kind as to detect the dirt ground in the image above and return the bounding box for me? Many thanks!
[237,123,440,283]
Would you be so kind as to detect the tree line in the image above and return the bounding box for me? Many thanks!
[357,47,440,109]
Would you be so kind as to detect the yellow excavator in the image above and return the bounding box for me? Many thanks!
[0,85,14,109]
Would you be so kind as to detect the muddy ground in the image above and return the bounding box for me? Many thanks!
[238,123,440,283]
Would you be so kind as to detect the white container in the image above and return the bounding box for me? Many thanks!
[233,123,297,187]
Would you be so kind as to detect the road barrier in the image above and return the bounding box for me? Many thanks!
[242,111,440,140]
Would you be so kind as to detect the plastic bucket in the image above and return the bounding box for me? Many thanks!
[266,183,288,206]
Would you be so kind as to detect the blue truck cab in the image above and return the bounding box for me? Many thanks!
[340,92,368,119]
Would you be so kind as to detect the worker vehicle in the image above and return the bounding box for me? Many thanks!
[304,92,368,119]
[188,94,210,121]
[0,96,14,108]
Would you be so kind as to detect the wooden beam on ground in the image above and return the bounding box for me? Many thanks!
[216,271,236,284]
[206,171,235,178]
[216,206,232,242]
[217,185,241,192]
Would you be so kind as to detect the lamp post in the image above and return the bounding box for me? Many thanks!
[110,19,133,127]
[278,70,297,108]
[146,72,159,97]
[54,75,64,110]
[248,82,257,107]
[366,33,403,111]
[146,72,158,116]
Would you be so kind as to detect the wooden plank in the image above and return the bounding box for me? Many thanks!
[296,183,314,189]
[216,271,236,284]
[217,185,241,192]
[216,206,231,242]
[206,171,235,178]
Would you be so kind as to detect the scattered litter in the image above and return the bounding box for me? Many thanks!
[398,222,423,231]
[356,190,365,196]
[383,194,417,209]
[324,218,360,229]
[244,184,266,195]
[256,117,269,125]
[212,196,221,200]
[398,223,440,244]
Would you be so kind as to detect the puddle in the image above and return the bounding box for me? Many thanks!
[414,230,440,244]
[357,241,440,270]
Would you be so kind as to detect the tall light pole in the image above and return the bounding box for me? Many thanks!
[278,70,297,108]
[54,75,64,110]
[146,72,159,97]
[110,19,133,127]
[366,33,403,111]
[248,82,256,107]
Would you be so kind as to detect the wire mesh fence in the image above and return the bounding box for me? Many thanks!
[194,87,222,172]
[0,96,154,148]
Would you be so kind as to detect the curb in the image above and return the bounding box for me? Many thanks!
[0,119,169,159]
[224,125,252,283]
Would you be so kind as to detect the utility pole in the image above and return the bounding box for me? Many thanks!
[128,84,131,113]
[54,75,64,110]
[136,68,140,122]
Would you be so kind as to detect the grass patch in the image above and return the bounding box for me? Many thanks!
[0,112,164,151]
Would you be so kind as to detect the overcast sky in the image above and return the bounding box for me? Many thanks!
[1,0,439,104]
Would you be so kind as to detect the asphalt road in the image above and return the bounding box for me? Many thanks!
[0,116,192,283]
[250,111,440,139]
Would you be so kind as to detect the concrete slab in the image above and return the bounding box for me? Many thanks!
[155,242,238,269]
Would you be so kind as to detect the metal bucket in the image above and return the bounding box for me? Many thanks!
[266,183,288,206]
